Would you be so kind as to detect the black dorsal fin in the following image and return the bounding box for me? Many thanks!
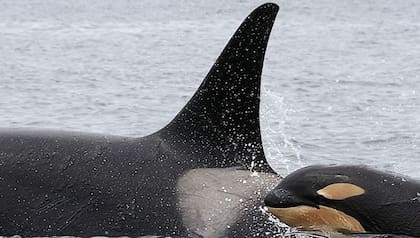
[160,3,279,172]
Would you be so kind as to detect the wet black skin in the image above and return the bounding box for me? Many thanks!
[265,165,420,237]
[0,3,279,237]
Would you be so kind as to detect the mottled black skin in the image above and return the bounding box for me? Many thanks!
[0,3,279,237]
[0,130,186,235]
[265,165,420,237]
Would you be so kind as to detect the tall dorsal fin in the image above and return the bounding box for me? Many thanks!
[159,3,279,172]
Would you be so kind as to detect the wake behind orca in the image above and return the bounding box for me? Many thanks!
[0,3,280,237]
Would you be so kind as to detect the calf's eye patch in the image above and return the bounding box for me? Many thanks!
[317,183,365,200]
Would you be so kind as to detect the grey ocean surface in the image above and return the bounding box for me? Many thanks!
[1,0,420,179]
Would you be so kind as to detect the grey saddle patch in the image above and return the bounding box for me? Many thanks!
[177,168,279,238]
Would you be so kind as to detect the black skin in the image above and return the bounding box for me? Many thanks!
[265,165,420,237]
[0,3,279,237]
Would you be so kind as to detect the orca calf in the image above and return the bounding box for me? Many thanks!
[265,165,420,237]
[0,3,280,238]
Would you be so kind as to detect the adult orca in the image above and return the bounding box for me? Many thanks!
[265,165,420,237]
[0,3,280,238]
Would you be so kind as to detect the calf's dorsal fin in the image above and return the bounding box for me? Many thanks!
[159,3,279,172]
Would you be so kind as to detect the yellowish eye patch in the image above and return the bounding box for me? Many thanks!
[317,183,365,200]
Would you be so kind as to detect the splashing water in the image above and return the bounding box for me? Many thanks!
[261,86,305,176]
